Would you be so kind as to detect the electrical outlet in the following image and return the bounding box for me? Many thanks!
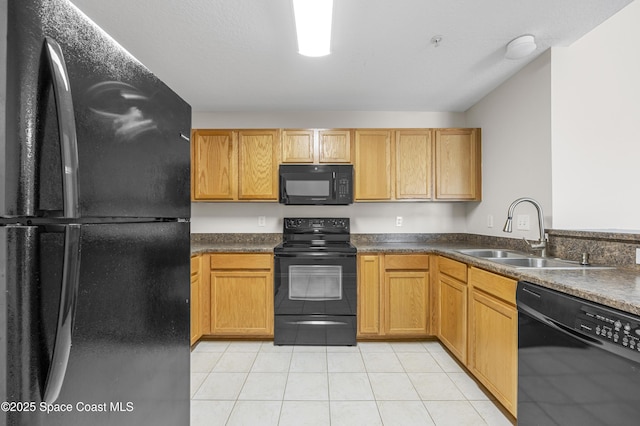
[636,248,640,265]
[516,214,530,231]
[487,214,494,228]
[258,216,266,227]
[396,216,403,227]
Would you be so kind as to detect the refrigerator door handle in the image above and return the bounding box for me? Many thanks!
[44,37,80,219]
[43,225,82,403]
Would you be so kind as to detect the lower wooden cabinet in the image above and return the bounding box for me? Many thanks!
[191,255,202,346]
[384,255,430,336]
[436,256,468,363]
[468,266,518,417]
[357,254,430,338]
[357,255,382,336]
[209,253,274,337]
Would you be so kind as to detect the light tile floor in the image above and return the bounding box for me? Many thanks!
[191,340,514,426]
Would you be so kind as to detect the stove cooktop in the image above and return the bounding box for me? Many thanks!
[274,240,356,254]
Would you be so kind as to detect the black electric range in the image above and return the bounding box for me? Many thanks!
[273,218,357,346]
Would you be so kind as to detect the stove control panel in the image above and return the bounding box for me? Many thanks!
[577,308,640,353]
[284,217,350,232]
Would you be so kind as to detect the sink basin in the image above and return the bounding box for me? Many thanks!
[456,249,527,258]
[490,257,579,268]
[456,248,615,270]
[489,257,615,270]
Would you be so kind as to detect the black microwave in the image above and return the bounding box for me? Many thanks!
[279,164,353,205]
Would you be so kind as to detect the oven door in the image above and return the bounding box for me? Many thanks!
[274,253,356,315]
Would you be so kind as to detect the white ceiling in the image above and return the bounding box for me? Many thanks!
[69,0,632,113]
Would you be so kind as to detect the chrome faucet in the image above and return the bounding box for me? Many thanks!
[503,197,547,257]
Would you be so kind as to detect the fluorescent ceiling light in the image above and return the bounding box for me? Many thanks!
[293,0,333,57]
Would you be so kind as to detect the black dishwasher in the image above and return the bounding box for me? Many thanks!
[517,281,640,426]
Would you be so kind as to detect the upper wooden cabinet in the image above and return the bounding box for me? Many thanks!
[192,127,480,202]
[191,129,280,201]
[435,128,481,201]
[281,129,315,163]
[237,130,280,200]
[282,129,352,164]
[395,129,432,199]
[191,130,237,200]
[354,129,393,200]
[318,130,351,163]
[354,128,480,201]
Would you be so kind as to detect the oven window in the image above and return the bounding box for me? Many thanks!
[289,265,342,301]
[286,180,330,197]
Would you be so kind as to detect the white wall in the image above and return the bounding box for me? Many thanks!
[551,0,640,231]
[191,202,466,234]
[191,111,468,233]
[464,51,553,240]
[192,111,465,129]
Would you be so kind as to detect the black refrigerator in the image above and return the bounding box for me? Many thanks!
[1,0,191,425]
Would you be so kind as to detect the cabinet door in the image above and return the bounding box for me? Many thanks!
[319,130,351,163]
[469,289,517,416]
[210,270,274,336]
[384,271,429,336]
[238,130,280,200]
[395,130,432,199]
[438,274,467,363]
[191,256,202,345]
[357,255,381,336]
[191,130,237,200]
[435,128,481,200]
[282,129,314,163]
[354,130,392,200]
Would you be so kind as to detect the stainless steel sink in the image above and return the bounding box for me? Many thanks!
[490,257,581,269]
[456,248,615,270]
[456,249,527,258]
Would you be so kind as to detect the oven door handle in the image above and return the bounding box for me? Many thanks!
[285,320,349,326]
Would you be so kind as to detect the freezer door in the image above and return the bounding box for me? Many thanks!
[1,221,190,426]
[3,0,191,219]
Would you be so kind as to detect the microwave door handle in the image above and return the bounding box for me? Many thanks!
[44,37,80,219]
[333,172,337,196]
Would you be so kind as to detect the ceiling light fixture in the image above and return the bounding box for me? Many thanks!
[505,35,537,60]
[293,0,333,57]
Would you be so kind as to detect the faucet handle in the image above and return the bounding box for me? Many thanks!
[523,237,546,250]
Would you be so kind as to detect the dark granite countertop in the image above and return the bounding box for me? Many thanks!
[190,241,276,254]
[190,233,280,255]
[190,233,640,316]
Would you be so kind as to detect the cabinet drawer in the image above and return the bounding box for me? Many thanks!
[384,254,429,270]
[191,256,199,276]
[210,253,272,270]
[438,256,467,282]
[469,267,516,305]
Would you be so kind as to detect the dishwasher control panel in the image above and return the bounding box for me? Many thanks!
[578,308,640,352]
